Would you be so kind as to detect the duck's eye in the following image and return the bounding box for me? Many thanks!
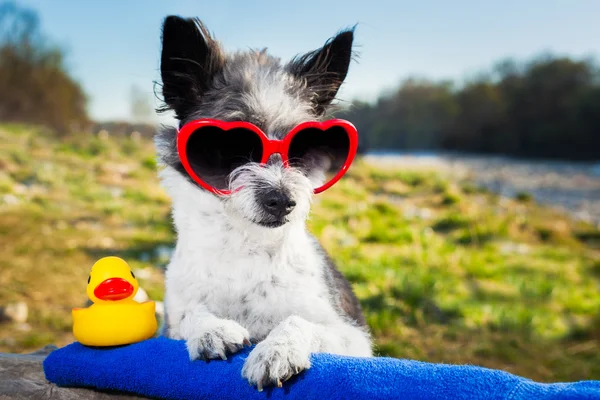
[87,276,91,284]
[131,271,135,279]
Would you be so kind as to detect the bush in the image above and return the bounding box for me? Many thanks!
[515,192,533,202]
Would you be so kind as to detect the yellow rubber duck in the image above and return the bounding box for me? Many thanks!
[72,256,157,347]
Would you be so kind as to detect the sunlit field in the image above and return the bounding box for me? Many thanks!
[1,125,598,382]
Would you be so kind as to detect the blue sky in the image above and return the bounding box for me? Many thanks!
[18,0,600,124]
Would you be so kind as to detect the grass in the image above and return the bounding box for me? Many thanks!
[515,191,533,203]
[1,124,599,382]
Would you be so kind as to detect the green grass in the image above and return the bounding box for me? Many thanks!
[1,124,599,382]
[515,191,533,202]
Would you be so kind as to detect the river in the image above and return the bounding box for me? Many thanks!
[364,152,600,226]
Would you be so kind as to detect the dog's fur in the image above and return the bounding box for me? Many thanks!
[156,16,372,389]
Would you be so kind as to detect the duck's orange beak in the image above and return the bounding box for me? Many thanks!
[94,278,134,301]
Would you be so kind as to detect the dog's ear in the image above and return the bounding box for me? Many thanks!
[287,29,355,115]
[159,16,225,119]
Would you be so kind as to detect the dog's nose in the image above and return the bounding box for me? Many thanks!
[259,189,296,218]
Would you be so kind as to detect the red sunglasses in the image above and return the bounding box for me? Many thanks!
[176,119,359,195]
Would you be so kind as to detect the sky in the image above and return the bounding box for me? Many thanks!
[17,0,600,125]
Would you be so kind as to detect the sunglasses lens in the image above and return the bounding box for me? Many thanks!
[288,126,351,191]
[184,127,263,190]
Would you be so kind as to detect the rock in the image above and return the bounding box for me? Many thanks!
[99,237,115,249]
[108,186,123,198]
[0,346,149,399]
[15,323,32,332]
[2,194,19,205]
[0,302,28,323]
[499,242,530,255]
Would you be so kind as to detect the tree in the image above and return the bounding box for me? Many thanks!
[0,1,88,134]
[339,55,600,160]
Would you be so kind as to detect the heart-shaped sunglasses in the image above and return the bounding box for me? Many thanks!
[177,119,359,195]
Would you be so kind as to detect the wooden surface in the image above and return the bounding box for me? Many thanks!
[0,346,149,400]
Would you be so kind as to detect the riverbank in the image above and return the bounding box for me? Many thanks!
[365,152,600,226]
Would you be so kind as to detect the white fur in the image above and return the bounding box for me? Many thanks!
[159,166,372,387]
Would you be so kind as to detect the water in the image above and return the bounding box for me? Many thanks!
[139,244,174,268]
[365,151,600,225]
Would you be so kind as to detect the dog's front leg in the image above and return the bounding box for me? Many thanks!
[179,304,251,361]
[241,315,372,390]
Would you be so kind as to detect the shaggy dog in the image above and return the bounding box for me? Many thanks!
[156,15,372,390]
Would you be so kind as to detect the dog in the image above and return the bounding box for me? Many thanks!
[155,15,372,390]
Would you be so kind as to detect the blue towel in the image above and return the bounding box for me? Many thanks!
[43,337,599,400]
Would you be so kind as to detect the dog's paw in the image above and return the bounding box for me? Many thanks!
[186,319,250,361]
[242,338,311,391]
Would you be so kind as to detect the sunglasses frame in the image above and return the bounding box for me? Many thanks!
[177,118,359,196]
